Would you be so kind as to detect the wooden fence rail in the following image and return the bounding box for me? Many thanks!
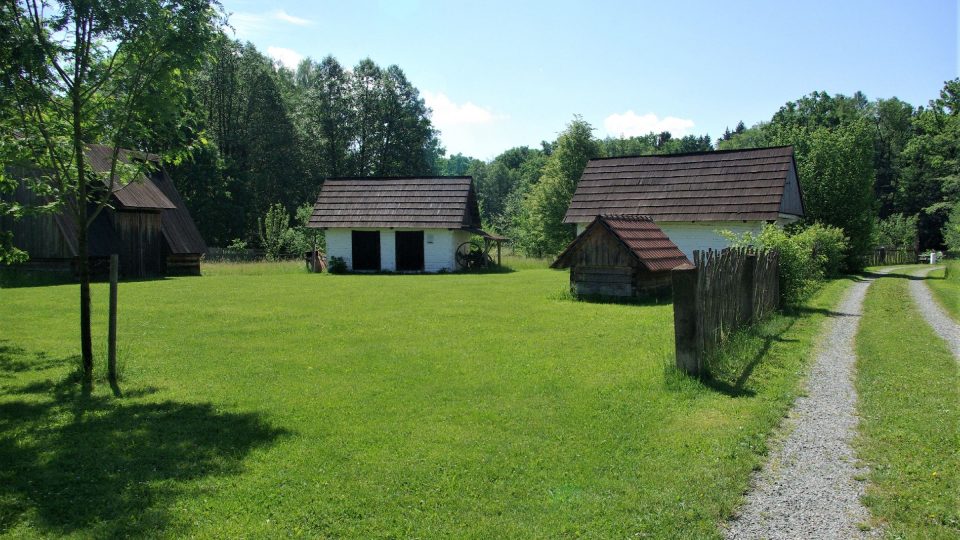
[672,248,780,377]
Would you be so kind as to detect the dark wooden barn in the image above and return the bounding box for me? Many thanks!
[551,214,692,298]
[3,145,206,278]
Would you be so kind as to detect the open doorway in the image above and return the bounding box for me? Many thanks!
[351,231,380,271]
[395,231,424,271]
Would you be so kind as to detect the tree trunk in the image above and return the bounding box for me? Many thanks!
[74,89,93,383]
[78,210,94,383]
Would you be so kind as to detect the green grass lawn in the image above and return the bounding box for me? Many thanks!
[855,270,960,538]
[926,259,959,322]
[0,264,851,538]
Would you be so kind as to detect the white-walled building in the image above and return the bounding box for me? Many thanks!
[563,146,805,259]
[308,176,488,272]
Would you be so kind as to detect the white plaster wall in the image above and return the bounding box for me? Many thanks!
[657,221,766,260]
[325,229,353,268]
[380,229,396,271]
[571,220,768,260]
[424,229,458,272]
[325,228,475,272]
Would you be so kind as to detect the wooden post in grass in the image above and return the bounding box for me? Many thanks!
[672,265,701,376]
[108,254,118,384]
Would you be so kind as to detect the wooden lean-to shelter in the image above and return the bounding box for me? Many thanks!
[3,145,206,277]
[551,214,692,298]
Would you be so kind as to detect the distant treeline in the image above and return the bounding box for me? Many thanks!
[147,35,957,261]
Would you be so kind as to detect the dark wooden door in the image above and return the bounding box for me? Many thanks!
[351,231,380,271]
[395,231,424,271]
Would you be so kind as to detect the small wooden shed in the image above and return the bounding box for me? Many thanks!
[551,214,692,298]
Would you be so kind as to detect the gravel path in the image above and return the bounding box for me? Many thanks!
[908,266,960,360]
[725,275,882,539]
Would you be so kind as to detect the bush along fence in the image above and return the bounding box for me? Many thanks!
[866,247,917,267]
[672,248,780,377]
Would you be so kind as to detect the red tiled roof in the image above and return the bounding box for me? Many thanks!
[552,214,692,272]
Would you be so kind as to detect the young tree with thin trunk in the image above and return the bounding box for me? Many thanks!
[6,0,220,384]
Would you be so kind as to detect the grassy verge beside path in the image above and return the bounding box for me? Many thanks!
[855,271,960,538]
[1,266,851,538]
[926,260,959,323]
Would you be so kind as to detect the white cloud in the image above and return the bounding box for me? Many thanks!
[228,10,313,37]
[273,10,312,26]
[267,46,305,69]
[421,91,510,159]
[422,91,501,128]
[603,110,696,138]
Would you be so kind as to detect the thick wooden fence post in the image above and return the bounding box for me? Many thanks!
[672,266,701,376]
[108,253,118,384]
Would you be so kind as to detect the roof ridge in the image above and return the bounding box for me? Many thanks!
[587,145,793,162]
[323,176,473,181]
[599,213,653,221]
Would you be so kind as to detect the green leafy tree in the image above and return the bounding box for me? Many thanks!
[894,79,960,248]
[873,213,919,248]
[7,0,220,382]
[943,203,960,253]
[775,120,876,270]
[517,117,598,256]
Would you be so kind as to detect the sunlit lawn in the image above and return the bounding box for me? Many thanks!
[855,270,960,537]
[1,263,849,538]
[926,260,959,322]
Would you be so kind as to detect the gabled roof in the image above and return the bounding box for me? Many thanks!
[552,215,693,272]
[86,144,175,210]
[563,146,803,223]
[308,176,482,229]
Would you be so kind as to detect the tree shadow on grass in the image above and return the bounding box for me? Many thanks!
[864,269,944,281]
[0,346,287,537]
[0,342,72,377]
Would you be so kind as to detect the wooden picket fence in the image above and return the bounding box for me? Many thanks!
[865,247,918,267]
[672,248,780,377]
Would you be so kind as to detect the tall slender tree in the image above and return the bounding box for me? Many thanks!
[6,0,220,383]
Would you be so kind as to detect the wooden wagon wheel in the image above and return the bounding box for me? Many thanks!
[456,241,486,270]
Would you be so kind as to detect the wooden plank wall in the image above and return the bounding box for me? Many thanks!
[672,248,780,376]
[113,210,163,277]
[2,176,74,259]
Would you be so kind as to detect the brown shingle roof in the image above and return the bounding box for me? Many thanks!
[308,176,482,229]
[150,168,207,255]
[563,146,801,223]
[552,215,692,272]
[86,144,175,210]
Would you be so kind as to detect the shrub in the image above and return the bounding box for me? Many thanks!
[258,203,293,261]
[328,256,347,274]
[722,223,848,305]
[793,223,849,278]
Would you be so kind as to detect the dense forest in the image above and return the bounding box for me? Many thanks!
[3,10,958,266]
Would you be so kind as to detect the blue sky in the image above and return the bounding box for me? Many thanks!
[223,0,957,160]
